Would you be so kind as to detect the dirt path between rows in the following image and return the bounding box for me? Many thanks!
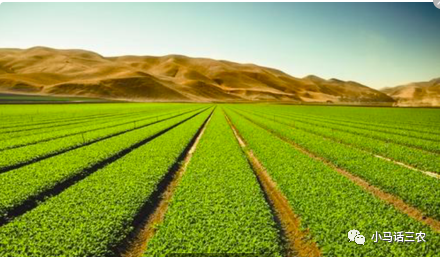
[239,113,440,233]
[121,112,213,257]
[225,113,321,257]
[373,154,440,179]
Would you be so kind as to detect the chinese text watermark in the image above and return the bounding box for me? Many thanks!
[348,230,426,245]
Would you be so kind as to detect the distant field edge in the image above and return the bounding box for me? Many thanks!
[2,92,439,107]
[0,92,121,104]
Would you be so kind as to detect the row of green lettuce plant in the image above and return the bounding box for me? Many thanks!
[145,109,283,256]
[0,107,202,170]
[262,105,440,134]
[0,104,185,141]
[257,105,440,142]
[0,108,212,256]
[257,105,440,135]
[242,106,440,154]
[0,103,170,132]
[224,108,439,256]
[233,108,440,220]
[0,108,206,220]
[237,107,440,174]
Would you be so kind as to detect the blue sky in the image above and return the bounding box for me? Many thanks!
[0,3,439,89]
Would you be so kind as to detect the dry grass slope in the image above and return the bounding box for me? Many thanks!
[381,78,440,107]
[0,47,395,103]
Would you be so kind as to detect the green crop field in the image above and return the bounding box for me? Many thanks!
[0,103,439,256]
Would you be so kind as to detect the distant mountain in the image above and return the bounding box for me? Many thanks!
[0,47,394,103]
[381,78,440,106]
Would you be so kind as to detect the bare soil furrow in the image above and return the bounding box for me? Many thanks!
[225,113,321,257]
[0,108,205,174]
[119,109,214,257]
[0,110,206,227]
[239,112,440,233]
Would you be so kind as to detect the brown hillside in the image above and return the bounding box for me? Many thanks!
[381,78,440,107]
[0,47,394,103]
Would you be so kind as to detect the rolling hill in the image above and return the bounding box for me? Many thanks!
[0,47,395,103]
[381,78,440,107]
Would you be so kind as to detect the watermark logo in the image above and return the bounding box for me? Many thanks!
[371,231,426,243]
[348,230,426,245]
[348,229,365,245]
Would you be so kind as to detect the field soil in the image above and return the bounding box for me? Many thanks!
[226,114,321,257]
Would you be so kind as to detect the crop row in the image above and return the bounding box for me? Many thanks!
[0,109,206,220]
[0,110,135,136]
[0,103,166,126]
[256,105,440,135]
[0,104,187,141]
[0,103,193,133]
[0,103,192,137]
[241,106,440,154]
[0,106,198,149]
[0,108,117,130]
[0,104,162,132]
[238,108,440,175]
[0,108,212,256]
[233,109,440,220]
[0,108,203,171]
[225,108,440,256]
[259,107,440,142]
[145,109,283,255]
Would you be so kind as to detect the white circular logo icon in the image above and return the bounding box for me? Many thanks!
[348,230,365,245]
[355,235,366,245]
[348,230,360,242]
